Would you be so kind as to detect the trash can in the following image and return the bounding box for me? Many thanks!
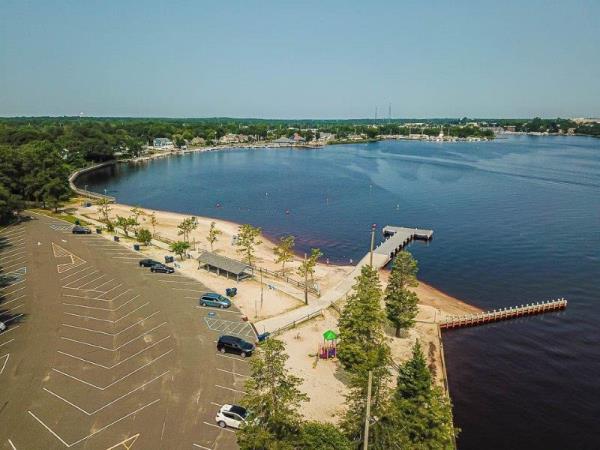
[165,255,174,263]
[226,287,238,297]
[133,244,140,251]
[96,228,102,234]
[113,236,120,242]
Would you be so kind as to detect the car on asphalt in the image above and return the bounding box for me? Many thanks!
[215,404,248,429]
[199,292,231,309]
[0,321,6,332]
[150,263,174,273]
[72,225,92,234]
[217,335,255,357]
[139,258,161,268]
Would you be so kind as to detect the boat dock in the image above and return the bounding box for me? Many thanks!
[374,226,434,264]
[440,298,568,330]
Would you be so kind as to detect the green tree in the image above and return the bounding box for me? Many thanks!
[385,251,419,337]
[236,224,262,265]
[297,422,353,450]
[296,247,322,282]
[274,235,295,275]
[114,215,138,237]
[237,338,308,450]
[206,221,222,251]
[136,228,152,246]
[374,342,457,449]
[96,197,112,224]
[337,266,392,443]
[41,177,70,212]
[177,216,198,242]
[170,240,190,260]
[149,211,158,236]
[0,183,21,223]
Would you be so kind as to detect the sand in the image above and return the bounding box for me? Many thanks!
[70,199,482,424]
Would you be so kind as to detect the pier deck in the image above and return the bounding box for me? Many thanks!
[375,226,433,264]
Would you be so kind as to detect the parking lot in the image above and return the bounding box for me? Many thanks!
[0,214,253,449]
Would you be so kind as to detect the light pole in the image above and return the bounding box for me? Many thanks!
[304,252,308,305]
[369,223,376,267]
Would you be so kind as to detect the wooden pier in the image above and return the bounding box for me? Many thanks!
[375,226,433,261]
[440,298,568,330]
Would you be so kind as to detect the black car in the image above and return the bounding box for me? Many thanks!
[217,335,255,357]
[150,263,174,273]
[72,225,92,234]
[139,258,161,268]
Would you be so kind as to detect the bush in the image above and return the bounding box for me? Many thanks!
[136,228,152,246]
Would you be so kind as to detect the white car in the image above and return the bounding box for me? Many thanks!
[0,321,6,332]
[215,404,247,429]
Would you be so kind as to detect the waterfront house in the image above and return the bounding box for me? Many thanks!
[272,136,295,145]
[153,137,174,149]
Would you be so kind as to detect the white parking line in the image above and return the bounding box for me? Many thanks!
[28,399,160,448]
[62,288,132,304]
[77,274,107,289]
[1,285,25,295]
[65,302,150,323]
[60,266,93,281]
[61,316,164,342]
[174,288,206,293]
[193,444,213,450]
[63,270,100,287]
[97,283,124,298]
[1,259,27,270]
[92,278,116,290]
[215,384,245,394]
[3,295,26,306]
[43,371,168,415]
[0,339,15,349]
[57,335,171,368]
[216,368,249,377]
[52,349,173,390]
[0,249,25,257]
[62,294,140,312]
[7,438,16,450]
[6,304,23,312]
[202,422,235,433]
[0,227,24,237]
[215,353,249,363]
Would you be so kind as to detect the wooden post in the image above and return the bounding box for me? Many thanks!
[304,253,308,305]
[363,370,372,450]
[369,223,376,267]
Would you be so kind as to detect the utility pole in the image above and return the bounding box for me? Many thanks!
[304,252,308,305]
[260,268,264,312]
[363,370,373,450]
[369,223,376,266]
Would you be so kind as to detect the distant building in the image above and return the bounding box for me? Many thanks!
[318,132,336,142]
[292,133,305,142]
[504,126,517,133]
[272,136,295,145]
[190,137,206,147]
[219,133,249,144]
[153,137,173,148]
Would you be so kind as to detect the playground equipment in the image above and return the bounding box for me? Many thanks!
[318,329,338,359]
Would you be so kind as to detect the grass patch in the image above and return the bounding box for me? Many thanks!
[30,208,90,226]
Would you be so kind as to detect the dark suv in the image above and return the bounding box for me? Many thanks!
[139,259,161,268]
[150,263,174,273]
[72,225,92,234]
[217,335,255,358]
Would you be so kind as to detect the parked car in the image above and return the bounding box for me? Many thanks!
[199,293,231,309]
[217,335,255,357]
[215,404,247,429]
[139,258,161,268]
[150,263,174,274]
[0,321,6,332]
[72,225,92,234]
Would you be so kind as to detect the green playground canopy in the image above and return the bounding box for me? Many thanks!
[323,330,338,341]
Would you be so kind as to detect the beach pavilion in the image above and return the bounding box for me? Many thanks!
[197,251,252,282]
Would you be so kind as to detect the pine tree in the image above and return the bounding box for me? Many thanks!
[237,338,307,450]
[385,251,419,337]
[274,235,295,274]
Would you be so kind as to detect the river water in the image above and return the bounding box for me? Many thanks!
[78,136,600,449]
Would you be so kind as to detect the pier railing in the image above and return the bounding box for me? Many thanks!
[440,298,567,330]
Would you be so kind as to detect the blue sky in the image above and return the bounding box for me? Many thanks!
[1,0,599,118]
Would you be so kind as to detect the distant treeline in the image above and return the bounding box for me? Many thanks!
[0,116,596,223]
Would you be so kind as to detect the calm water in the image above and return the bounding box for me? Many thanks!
[79,136,600,449]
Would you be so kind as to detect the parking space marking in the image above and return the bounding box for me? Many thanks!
[62,294,140,312]
[193,444,213,449]
[60,266,93,281]
[215,353,249,363]
[61,312,161,338]
[52,349,173,390]
[202,422,235,433]
[0,249,25,258]
[52,242,87,273]
[3,295,26,306]
[65,302,150,324]
[1,285,25,295]
[1,353,10,375]
[7,438,16,450]
[63,270,100,288]
[174,288,205,293]
[215,384,245,394]
[0,227,24,237]
[0,339,15,349]
[216,368,249,378]
[1,258,27,270]
[44,371,168,415]
[76,274,107,289]
[28,399,160,448]
[61,321,166,351]
[62,288,132,304]
[57,335,171,368]
[97,283,124,297]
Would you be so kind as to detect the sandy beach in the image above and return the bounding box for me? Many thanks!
[71,199,482,424]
